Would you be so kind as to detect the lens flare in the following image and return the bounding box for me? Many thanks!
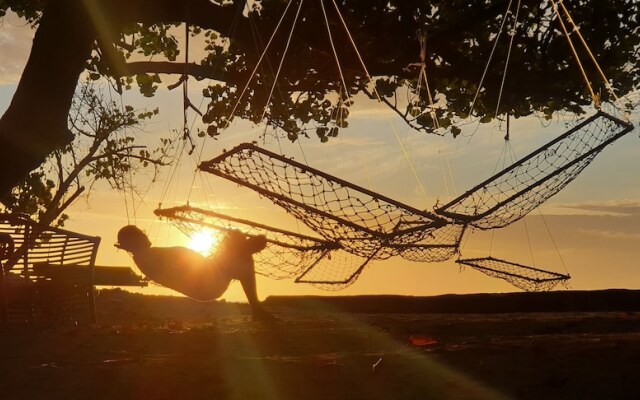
[188,230,220,255]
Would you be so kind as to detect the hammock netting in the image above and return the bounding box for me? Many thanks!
[164,111,629,290]
[457,257,570,292]
[396,223,465,263]
[154,205,370,289]
[198,143,448,260]
[294,249,374,291]
[435,111,634,229]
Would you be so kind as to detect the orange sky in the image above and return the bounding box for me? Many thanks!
[0,12,639,301]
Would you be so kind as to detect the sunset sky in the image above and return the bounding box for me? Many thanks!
[1,12,639,302]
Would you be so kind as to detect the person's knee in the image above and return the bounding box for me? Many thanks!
[221,231,266,255]
[246,235,267,254]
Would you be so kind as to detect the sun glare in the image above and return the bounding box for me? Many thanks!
[188,230,220,256]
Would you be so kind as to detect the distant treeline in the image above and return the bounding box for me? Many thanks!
[264,289,640,314]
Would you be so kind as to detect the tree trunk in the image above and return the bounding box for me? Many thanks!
[0,0,96,197]
[0,0,248,198]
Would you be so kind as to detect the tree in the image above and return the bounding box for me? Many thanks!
[1,83,169,227]
[0,0,637,197]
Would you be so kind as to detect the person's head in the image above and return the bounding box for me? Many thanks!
[115,225,152,253]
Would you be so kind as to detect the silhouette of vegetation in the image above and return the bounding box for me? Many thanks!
[1,84,170,226]
[0,0,637,195]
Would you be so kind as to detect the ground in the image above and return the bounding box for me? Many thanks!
[0,290,639,399]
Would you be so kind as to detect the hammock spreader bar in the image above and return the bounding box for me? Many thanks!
[457,256,570,292]
[436,111,634,229]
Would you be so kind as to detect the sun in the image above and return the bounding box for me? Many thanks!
[187,230,220,256]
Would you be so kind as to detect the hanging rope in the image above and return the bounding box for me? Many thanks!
[549,0,599,108]
[468,0,514,120]
[259,0,305,123]
[407,32,440,129]
[488,113,514,258]
[556,0,620,104]
[157,2,246,213]
[225,0,297,126]
[320,0,349,101]
[494,0,521,119]
[327,0,430,203]
[185,6,244,208]
[536,207,570,276]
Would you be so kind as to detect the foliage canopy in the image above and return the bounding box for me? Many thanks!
[0,0,637,196]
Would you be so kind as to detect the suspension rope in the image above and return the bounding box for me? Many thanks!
[225,0,296,126]
[329,0,370,85]
[260,0,305,123]
[537,207,570,275]
[183,13,190,138]
[445,152,458,196]
[329,0,430,202]
[256,0,305,158]
[458,225,473,257]
[468,0,514,119]
[439,150,451,199]
[499,120,567,276]
[158,130,190,207]
[522,217,536,267]
[419,35,440,129]
[556,0,620,103]
[156,3,245,220]
[549,0,599,108]
[104,81,131,224]
[320,0,349,100]
[183,14,203,202]
[494,0,521,119]
[389,121,430,201]
[248,14,282,146]
[489,230,495,257]
[115,79,138,224]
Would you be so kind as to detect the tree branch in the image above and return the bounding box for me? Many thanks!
[362,87,436,135]
[110,153,168,166]
[57,186,85,213]
[119,61,225,81]
[116,61,350,94]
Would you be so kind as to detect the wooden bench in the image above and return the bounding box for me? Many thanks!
[31,264,147,287]
[0,214,100,326]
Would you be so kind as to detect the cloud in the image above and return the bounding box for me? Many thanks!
[578,228,640,241]
[520,212,640,250]
[0,13,35,85]
[555,200,640,216]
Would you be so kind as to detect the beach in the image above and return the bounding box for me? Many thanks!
[1,289,638,399]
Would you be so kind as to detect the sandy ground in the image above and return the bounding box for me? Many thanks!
[1,290,639,400]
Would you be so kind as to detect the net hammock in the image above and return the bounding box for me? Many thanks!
[435,111,634,229]
[457,257,570,292]
[396,223,465,263]
[198,143,449,260]
[154,205,372,289]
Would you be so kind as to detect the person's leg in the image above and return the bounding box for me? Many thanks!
[235,258,276,322]
[218,233,274,321]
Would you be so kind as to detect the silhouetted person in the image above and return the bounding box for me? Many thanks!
[115,225,275,322]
